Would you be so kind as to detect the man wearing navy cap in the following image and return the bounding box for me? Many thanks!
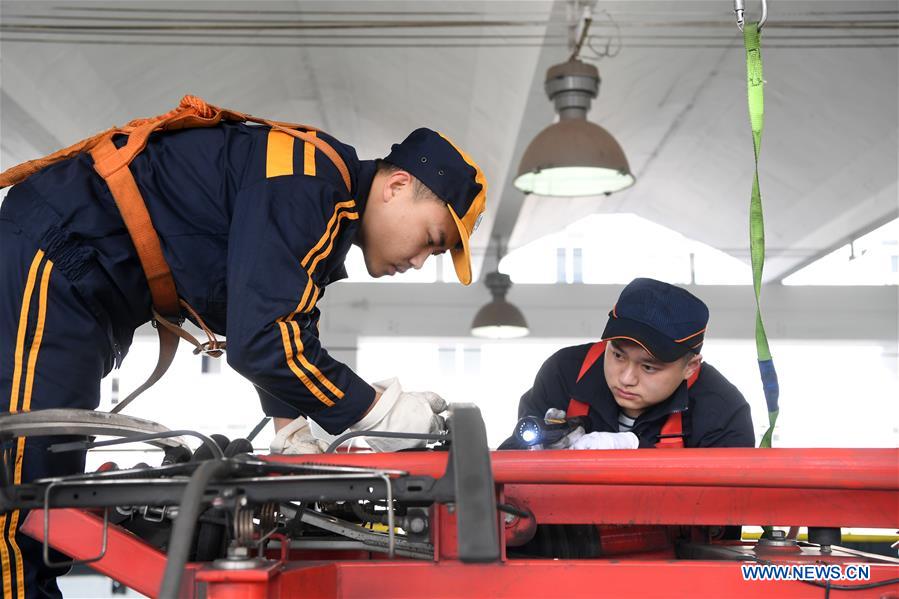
[504,278,754,449]
[1,109,485,596]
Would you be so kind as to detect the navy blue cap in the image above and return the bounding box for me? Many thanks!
[602,278,709,362]
[384,128,487,285]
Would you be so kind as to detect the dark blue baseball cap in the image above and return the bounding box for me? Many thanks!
[602,278,709,362]
[384,128,487,286]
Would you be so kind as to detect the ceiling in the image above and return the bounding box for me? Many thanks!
[1,0,896,283]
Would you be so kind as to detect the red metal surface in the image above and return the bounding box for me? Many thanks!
[266,448,899,490]
[595,525,673,555]
[19,449,899,598]
[18,508,198,597]
[233,560,899,599]
[504,484,899,527]
[195,560,283,599]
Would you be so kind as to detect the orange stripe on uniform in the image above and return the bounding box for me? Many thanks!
[8,259,53,599]
[306,210,359,275]
[278,321,334,407]
[288,321,344,400]
[291,278,319,316]
[266,129,295,178]
[303,130,317,176]
[301,200,356,269]
[1,250,44,599]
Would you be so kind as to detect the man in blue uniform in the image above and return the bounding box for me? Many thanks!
[503,278,754,450]
[0,108,486,598]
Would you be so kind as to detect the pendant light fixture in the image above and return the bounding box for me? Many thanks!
[514,7,635,197]
[470,239,529,339]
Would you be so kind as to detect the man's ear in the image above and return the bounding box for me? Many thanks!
[384,170,412,202]
[683,353,702,380]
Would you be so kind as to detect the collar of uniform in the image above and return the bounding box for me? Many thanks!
[635,381,690,425]
[353,160,377,215]
[571,351,691,429]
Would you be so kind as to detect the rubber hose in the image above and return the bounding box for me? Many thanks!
[158,458,229,598]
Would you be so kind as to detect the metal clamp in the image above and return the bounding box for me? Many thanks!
[43,479,109,568]
[734,0,768,31]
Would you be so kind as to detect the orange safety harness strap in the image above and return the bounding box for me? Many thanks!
[566,341,701,448]
[0,95,351,412]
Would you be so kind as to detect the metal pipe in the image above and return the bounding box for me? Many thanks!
[264,448,899,491]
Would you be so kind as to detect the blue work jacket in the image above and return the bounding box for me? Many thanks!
[0,122,377,432]
[506,343,755,448]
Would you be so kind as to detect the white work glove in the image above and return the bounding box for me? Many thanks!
[269,416,330,455]
[349,378,447,453]
[571,431,639,450]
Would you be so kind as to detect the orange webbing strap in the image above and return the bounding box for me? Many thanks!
[90,135,182,415]
[1,95,352,194]
[0,128,117,189]
[566,341,608,417]
[654,365,702,449]
[654,413,685,448]
[90,137,180,316]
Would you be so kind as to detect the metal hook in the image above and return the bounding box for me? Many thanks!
[734,0,768,32]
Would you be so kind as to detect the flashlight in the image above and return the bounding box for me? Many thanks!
[513,415,586,449]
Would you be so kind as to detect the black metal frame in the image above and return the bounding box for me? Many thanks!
[0,404,501,565]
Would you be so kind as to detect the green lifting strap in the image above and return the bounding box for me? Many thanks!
[743,23,780,449]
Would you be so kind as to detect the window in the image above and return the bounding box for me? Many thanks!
[501,213,751,285]
[572,248,584,284]
[555,248,566,283]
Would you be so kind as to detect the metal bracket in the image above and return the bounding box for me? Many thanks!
[43,479,108,568]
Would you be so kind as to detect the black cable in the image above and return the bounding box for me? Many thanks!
[158,459,230,598]
[804,577,899,592]
[325,431,448,453]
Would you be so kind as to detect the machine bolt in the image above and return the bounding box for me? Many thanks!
[407,516,427,534]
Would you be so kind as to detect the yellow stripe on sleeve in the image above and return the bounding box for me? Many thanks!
[266,130,295,178]
[292,278,316,316]
[307,210,358,275]
[301,200,356,269]
[289,321,344,400]
[303,130,317,176]
[278,321,334,407]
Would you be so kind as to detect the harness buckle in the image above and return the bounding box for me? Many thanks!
[734,0,767,32]
[193,341,226,357]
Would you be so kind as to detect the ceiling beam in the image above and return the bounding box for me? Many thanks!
[772,209,899,284]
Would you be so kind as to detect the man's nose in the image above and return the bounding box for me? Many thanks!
[620,364,638,386]
[410,249,428,270]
